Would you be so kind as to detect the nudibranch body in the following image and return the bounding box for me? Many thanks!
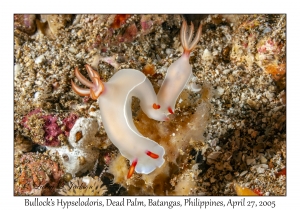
[72,65,167,178]
[157,20,203,114]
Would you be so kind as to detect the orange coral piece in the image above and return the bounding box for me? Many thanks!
[234,182,260,196]
[275,167,286,178]
[14,153,64,195]
[122,23,138,42]
[143,63,156,76]
[265,63,286,81]
[111,14,131,29]
[253,188,263,196]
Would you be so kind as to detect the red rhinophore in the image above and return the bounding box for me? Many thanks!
[146,150,159,159]
[127,159,138,179]
[168,106,174,114]
[152,103,161,109]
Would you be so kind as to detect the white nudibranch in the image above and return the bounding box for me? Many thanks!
[72,65,168,178]
[157,20,203,115]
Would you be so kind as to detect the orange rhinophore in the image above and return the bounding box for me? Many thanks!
[71,65,104,100]
[146,150,159,159]
[127,159,138,179]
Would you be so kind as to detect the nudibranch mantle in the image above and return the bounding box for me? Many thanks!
[157,20,203,115]
[72,66,167,177]
[98,69,166,175]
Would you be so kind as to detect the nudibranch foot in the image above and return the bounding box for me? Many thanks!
[71,65,104,100]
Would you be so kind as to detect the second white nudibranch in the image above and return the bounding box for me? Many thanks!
[72,65,168,178]
[157,20,203,115]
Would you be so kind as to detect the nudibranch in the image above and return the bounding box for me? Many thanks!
[71,65,168,178]
[157,20,203,115]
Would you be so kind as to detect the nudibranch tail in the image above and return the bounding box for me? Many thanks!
[181,20,203,55]
[71,65,104,100]
[127,159,138,178]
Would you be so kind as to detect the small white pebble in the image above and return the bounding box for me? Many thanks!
[246,158,256,165]
[223,69,231,74]
[68,47,77,54]
[75,52,82,59]
[35,55,45,64]
[260,155,268,164]
[217,86,224,96]
[190,82,201,92]
[239,170,248,177]
[14,64,21,80]
[35,80,42,86]
[14,63,21,75]
[256,94,261,100]
[202,49,213,62]
[256,167,265,174]
[265,91,274,100]
[34,92,40,100]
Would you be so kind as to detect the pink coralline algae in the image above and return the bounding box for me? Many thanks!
[118,23,138,43]
[257,38,281,54]
[14,14,37,35]
[21,108,42,129]
[14,153,64,195]
[43,114,62,146]
[21,109,78,146]
[140,15,154,35]
[62,113,78,136]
